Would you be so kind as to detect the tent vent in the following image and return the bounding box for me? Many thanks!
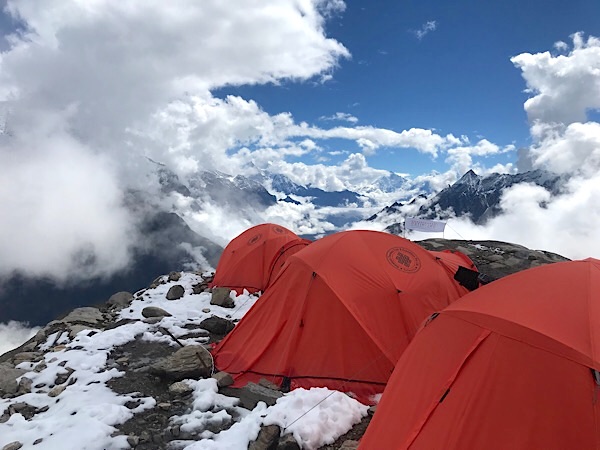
[439,388,450,403]
[312,272,317,278]
[424,312,440,327]
[454,266,480,291]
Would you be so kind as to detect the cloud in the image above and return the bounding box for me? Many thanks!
[511,32,600,125]
[320,112,359,123]
[0,0,349,281]
[412,20,437,40]
[445,139,516,176]
[0,321,40,355]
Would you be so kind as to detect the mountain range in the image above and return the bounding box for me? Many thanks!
[0,163,564,326]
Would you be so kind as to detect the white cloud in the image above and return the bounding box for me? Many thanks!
[0,1,349,280]
[511,32,600,125]
[445,139,516,176]
[412,20,437,40]
[320,112,359,123]
[0,321,40,355]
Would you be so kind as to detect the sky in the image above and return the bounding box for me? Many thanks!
[1,0,600,284]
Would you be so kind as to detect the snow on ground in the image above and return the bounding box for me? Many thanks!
[0,272,368,449]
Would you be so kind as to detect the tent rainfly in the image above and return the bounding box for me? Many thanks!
[210,223,310,294]
[212,230,476,402]
[360,258,600,449]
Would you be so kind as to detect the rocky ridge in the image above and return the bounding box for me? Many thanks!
[0,240,570,450]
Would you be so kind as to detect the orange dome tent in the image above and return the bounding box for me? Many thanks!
[212,230,476,402]
[210,223,310,294]
[360,258,600,449]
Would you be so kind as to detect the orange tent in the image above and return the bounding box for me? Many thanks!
[210,223,310,294]
[360,258,600,449]
[212,230,475,402]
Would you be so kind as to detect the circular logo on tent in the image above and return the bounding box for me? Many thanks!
[248,233,262,245]
[272,226,286,234]
[386,247,421,273]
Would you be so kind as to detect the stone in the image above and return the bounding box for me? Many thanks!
[166,285,185,300]
[221,382,283,410]
[141,307,172,318]
[68,325,94,339]
[0,363,26,395]
[212,371,234,388]
[210,287,234,308]
[249,424,281,450]
[340,440,360,450]
[202,308,211,313]
[150,345,213,381]
[276,434,300,450]
[367,405,377,416]
[107,292,134,309]
[127,435,140,447]
[168,272,182,282]
[168,381,194,396]
[199,316,235,335]
[13,352,43,366]
[48,385,66,397]
[192,283,209,294]
[33,439,43,445]
[54,368,75,385]
[60,307,104,325]
[2,442,23,450]
[258,378,280,391]
[17,377,32,395]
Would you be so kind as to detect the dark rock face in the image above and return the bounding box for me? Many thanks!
[416,238,569,282]
[418,169,563,224]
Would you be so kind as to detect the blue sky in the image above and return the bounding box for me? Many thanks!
[215,0,600,175]
[1,0,600,278]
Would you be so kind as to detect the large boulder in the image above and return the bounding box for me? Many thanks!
[150,345,213,381]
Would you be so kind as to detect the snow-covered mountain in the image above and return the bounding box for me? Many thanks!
[418,169,562,223]
[364,169,563,234]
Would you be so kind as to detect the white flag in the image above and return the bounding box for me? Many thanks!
[405,217,446,233]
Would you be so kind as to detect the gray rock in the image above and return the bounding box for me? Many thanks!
[17,377,32,395]
[141,307,172,318]
[168,272,182,282]
[168,381,194,396]
[2,442,23,450]
[12,352,43,366]
[60,307,104,325]
[221,382,283,410]
[210,287,234,308]
[107,291,134,309]
[127,435,140,447]
[150,345,213,381]
[193,283,209,294]
[166,285,185,300]
[249,424,281,450]
[212,371,234,388]
[0,364,26,396]
[48,385,66,397]
[340,440,360,450]
[199,316,235,335]
[276,434,300,450]
[68,325,94,339]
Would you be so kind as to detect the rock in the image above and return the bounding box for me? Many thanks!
[60,307,104,325]
[192,283,209,294]
[212,371,234,388]
[199,316,235,335]
[168,272,182,282]
[17,377,32,395]
[258,378,280,391]
[367,405,377,416]
[33,439,43,445]
[54,368,75,385]
[150,345,213,381]
[210,287,234,308]
[221,382,283,410]
[13,352,43,366]
[166,285,185,300]
[127,435,140,447]
[48,385,66,397]
[68,325,94,339]
[249,424,281,450]
[107,292,134,309]
[157,402,171,410]
[0,363,26,396]
[202,308,211,313]
[168,381,194,396]
[277,434,300,450]
[141,307,172,318]
[340,440,360,450]
[2,442,23,450]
